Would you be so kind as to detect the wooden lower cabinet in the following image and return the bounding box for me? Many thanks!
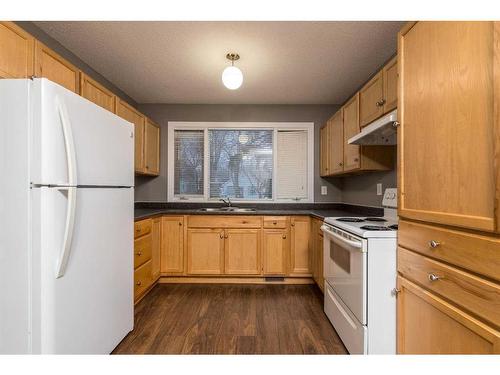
[262,229,288,276]
[160,216,184,274]
[290,216,311,276]
[187,228,225,275]
[311,218,324,292]
[397,276,500,354]
[151,217,161,280]
[224,229,261,275]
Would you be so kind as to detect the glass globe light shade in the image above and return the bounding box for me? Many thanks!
[222,66,243,90]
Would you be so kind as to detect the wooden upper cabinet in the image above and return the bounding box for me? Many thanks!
[359,70,384,127]
[116,98,145,173]
[224,229,261,275]
[319,124,330,176]
[80,73,116,112]
[328,111,344,175]
[397,276,500,354]
[398,21,498,232]
[262,229,288,276]
[34,41,79,93]
[383,56,398,113]
[0,21,34,78]
[289,216,311,275]
[187,228,224,275]
[144,118,160,176]
[342,94,361,172]
[160,216,184,274]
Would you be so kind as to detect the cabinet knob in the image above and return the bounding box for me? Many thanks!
[273,221,277,225]
[428,273,440,282]
[136,281,142,286]
[220,233,224,239]
[429,240,440,248]
[282,234,287,239]
[376,99,386,107]
[136,251,142,256]
[224,234,228,239]
[179,222,182,226]
[339,162,343,167]
[354,158,359,162]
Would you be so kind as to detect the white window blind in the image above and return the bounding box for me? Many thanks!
[276,130,308,199]
[174,130,204,197]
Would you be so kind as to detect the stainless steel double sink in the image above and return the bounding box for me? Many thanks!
[197,207,256,213]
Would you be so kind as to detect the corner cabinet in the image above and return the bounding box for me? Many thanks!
[398,21,499,233]
[0,21,34,79]
[143,118,160,176]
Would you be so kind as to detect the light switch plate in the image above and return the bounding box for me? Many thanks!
[321,186,328,195]
[377,183,382,195]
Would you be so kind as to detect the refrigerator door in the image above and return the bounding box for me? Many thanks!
[32,186,133,354]
[30,78,134,187]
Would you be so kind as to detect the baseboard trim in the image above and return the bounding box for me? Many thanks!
[158,276,314,285]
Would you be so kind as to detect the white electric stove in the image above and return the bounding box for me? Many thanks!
[321,188,398,354]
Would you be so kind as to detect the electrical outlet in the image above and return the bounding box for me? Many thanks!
[377,183,382,196]
[321,186,328,195]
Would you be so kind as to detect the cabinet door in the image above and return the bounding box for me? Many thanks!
[359,70,384,127]
[160,216,184,274]
[80,73,116,112]
[397,276,500,354]
[187,228,224,275]
[319,124,330,176]
[224,229,261,275]
[34,41,79,93]
[115,98,145,173]
[328,111,344,175]
[383,56,398,113]
[398,22,497,232]
[151,217,161,280]
[144,118,160,176]
[262,229,288,276]
[342,94,361,172]
[290,216,311,275]
[0,22,34,78]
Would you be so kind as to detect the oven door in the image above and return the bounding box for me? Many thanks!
[321,224,367,324]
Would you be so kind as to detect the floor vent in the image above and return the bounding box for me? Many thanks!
[265,276,285,282]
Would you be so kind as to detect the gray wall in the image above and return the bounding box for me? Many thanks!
[135,104,343,202]
[15,22,138,108]
[340,170,397,207]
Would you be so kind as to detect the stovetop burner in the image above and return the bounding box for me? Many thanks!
[364,217,387,222]
[360,225,391,231]
[336,217,364,222]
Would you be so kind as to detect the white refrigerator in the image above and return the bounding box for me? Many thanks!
[0,78,134,354]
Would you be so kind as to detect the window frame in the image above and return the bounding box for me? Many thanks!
[167,122,314,203]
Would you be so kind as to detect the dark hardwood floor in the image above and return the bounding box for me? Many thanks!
[113,283,347,354]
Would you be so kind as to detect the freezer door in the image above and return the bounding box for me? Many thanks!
[32,187,133,354]
[31,78,134,187]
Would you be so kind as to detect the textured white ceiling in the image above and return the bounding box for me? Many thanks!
[35,21,405,105]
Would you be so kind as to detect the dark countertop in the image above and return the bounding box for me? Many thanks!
[134,202,383,221]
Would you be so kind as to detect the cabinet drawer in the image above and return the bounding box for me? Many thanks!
[398,247,500,328]
[398,220,500,282]
[263,216,288,229]
[134,218,152,238]
[187,215,262,228]
[134,259,153,301]
[134,234,152,269]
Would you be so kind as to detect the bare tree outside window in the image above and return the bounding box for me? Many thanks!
[209,129,273,200]
[174,130,204,196]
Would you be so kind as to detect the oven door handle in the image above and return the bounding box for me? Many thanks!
[321,225,365,252]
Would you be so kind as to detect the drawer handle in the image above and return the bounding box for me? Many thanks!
[220,233,224,239]
[273,221,277,225]
[428,273,440,282]
[429,240,441,248]
[136,281,142,286]
[136,251,142,256]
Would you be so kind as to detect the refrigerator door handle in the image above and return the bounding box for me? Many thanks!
[57,97,77,186]
[55,187,77,278]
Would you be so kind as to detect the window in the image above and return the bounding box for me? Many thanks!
[168,122,314,202]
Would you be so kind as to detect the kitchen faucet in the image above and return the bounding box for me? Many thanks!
[220,197,232,207]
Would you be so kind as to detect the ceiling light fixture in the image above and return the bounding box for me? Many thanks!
[222,53,243,90]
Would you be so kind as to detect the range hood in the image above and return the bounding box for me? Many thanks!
[348,109,398,145]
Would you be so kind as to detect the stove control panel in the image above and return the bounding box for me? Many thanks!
[382,188,397,208]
